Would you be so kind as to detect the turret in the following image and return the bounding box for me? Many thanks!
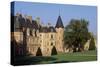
[55,16,64,52]
[55,16,64,28]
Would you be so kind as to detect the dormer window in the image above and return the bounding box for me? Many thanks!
[51,28,53,32]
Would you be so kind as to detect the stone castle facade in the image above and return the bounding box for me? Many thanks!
[11,13,64,56]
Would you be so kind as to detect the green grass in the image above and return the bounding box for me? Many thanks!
[14,50,97,65]
[41,50,97,64]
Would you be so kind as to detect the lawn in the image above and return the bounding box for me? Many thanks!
[40,50,97,64]
[14,50,97,65]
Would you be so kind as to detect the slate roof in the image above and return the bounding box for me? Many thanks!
[39,26,56,33]
[14,15,25,28]
[13,14,58,33]
[32,20,39,30]
[14,15,39,32]
[14,16,21,31]
[48,26,56,32]
[55,16,64,28]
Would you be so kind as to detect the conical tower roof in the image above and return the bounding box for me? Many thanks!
[55,16,64,28]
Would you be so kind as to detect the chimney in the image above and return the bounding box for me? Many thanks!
[35,17,41,26]
[47,22,51,27]
[16,13,20,16]
[26,16,32,23]
[16,13,22,18]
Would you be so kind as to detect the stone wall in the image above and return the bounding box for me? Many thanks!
[55,28,64,53]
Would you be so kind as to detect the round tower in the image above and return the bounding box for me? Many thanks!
[55,16,64,53]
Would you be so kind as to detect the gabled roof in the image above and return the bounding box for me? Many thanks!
[55,16,64,28]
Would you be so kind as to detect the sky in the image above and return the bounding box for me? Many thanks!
[12,1,97,35]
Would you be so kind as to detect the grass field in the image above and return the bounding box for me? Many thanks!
[14,50,97,65]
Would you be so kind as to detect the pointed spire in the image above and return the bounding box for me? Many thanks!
[55,16,64,28]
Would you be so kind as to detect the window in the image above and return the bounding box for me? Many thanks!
[30,30,32,36]
[36,30,39,37]
[51,34,53,39]
[27,28,30,36]
[51,42,53,46]
[35,30,37,37]
[32,29,36,36]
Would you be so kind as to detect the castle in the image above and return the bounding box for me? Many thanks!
[11,13,64,56]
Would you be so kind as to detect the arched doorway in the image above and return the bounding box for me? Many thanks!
[51,46,57,55]
[36,47,42,56]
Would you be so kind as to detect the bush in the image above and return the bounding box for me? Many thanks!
[36,47,42,56]
[51,46,57,55]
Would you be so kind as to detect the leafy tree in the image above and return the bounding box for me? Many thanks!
[89,35,96,50]
[64,19,91,52]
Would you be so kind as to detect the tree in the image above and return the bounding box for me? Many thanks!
[89,35,96,50]
[64,19,91,52]
[36,47,42,56]
[51,46,57,55]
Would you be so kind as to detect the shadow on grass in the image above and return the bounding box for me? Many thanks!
[14,56,57,66]
[52,61,76,63]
